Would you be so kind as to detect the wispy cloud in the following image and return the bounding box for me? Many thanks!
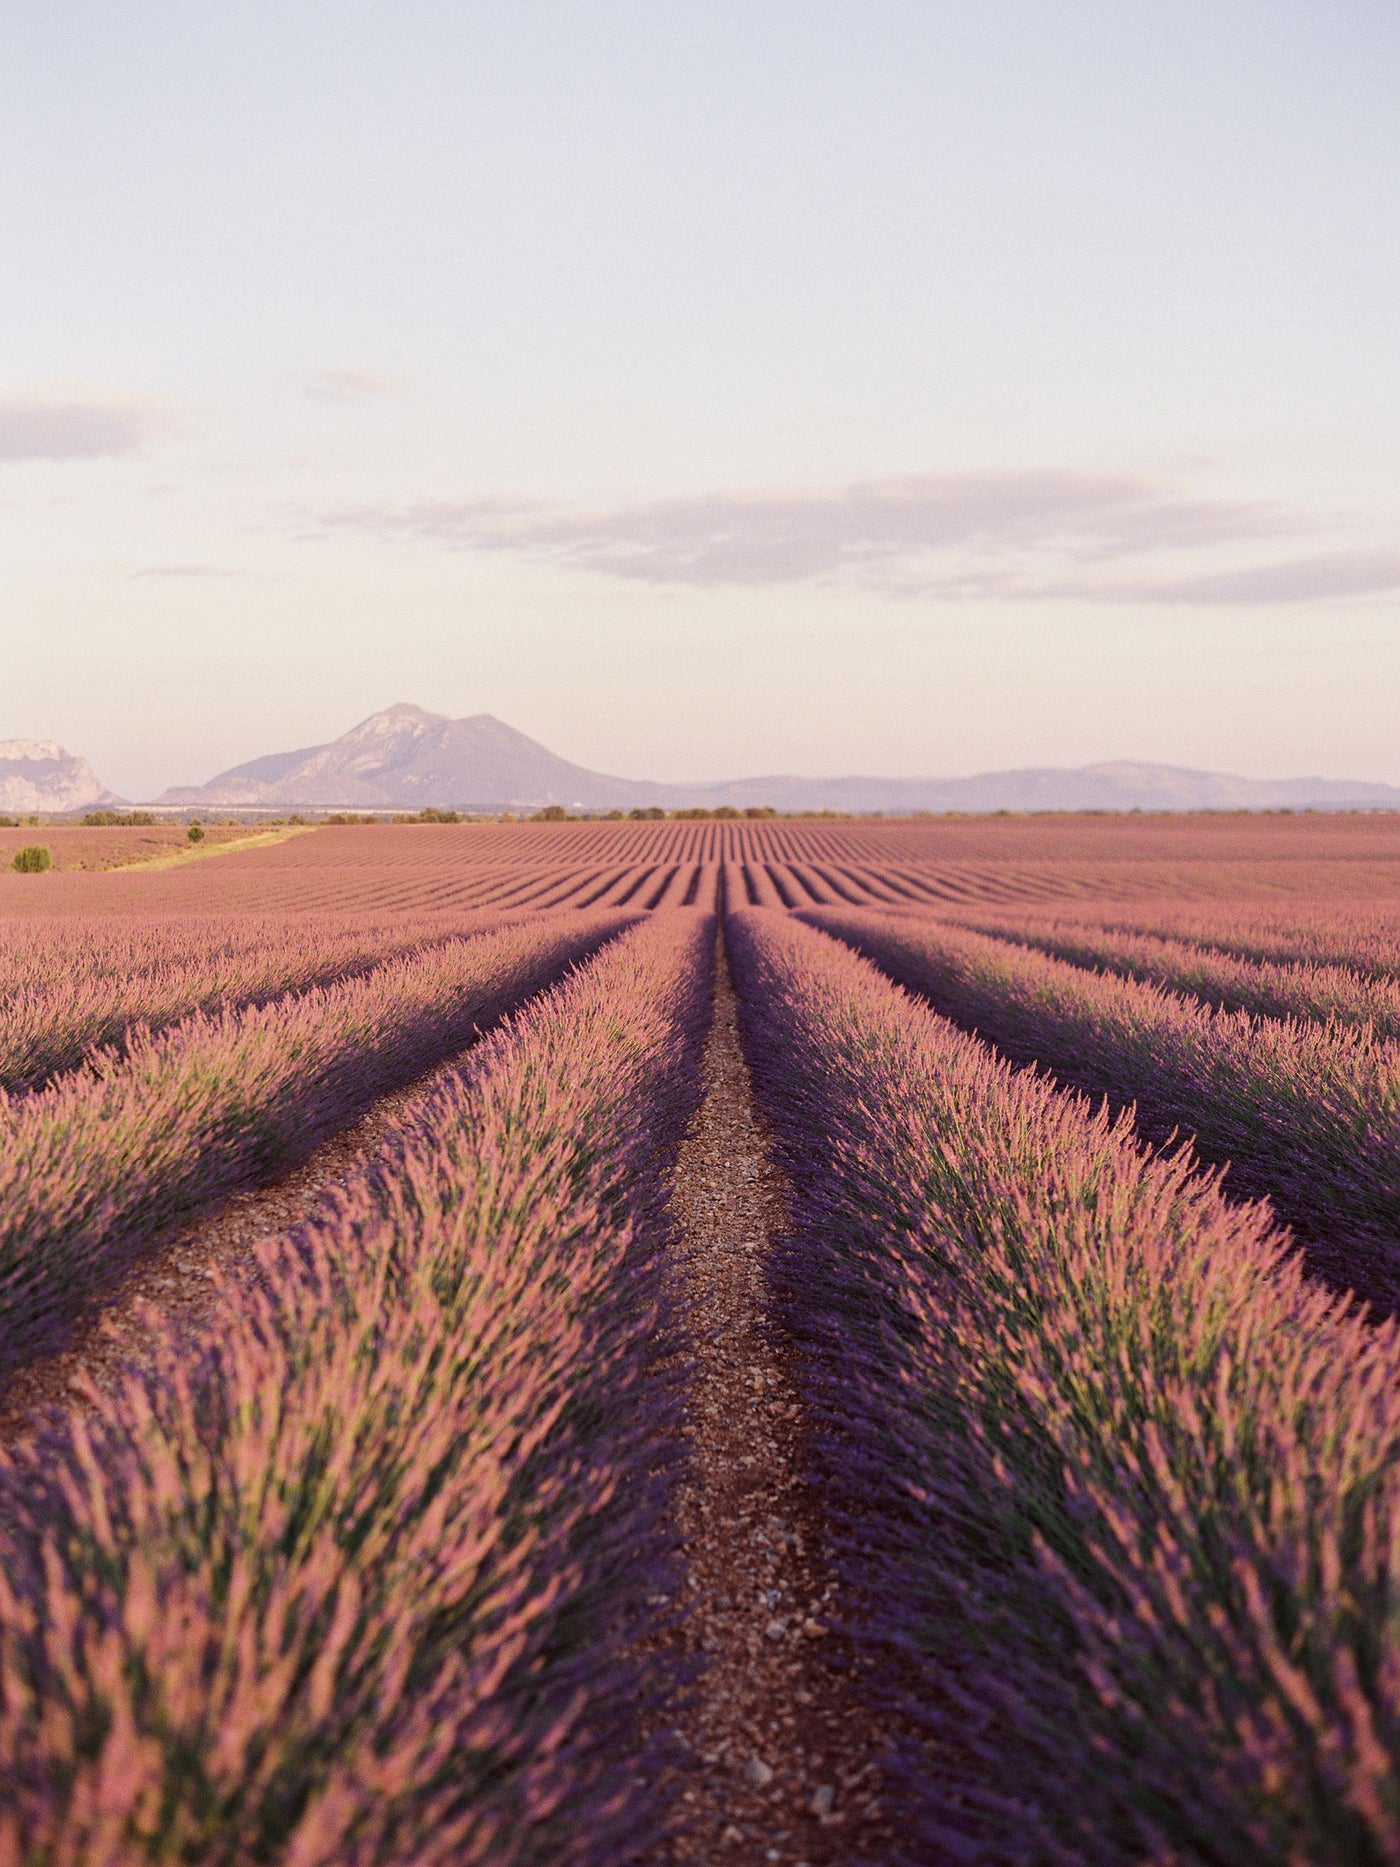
[304,369,396,404]
[128,562,240,581]
[1082,550,1400,605]
[0,393,148,461]
[313,470,1400,606]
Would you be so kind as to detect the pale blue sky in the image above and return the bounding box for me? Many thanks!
[3,2,1399,798]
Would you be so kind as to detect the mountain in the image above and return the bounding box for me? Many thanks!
[716,762,1400,815]
[155,705,1400,814]
[156,706,678,811]
[0,739,120,814]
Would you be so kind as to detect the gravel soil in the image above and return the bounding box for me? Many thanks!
[657,943,897,1866]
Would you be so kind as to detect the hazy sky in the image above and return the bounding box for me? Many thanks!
[4,1,1400,799]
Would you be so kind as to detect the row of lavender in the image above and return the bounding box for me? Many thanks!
[0,909,524,1093]
[952,911,1400,1037]
[805,908,1400,1317]
[0,914,632,1379]
[730,909,1400,1863]
[0,911,713,1864]
[1000,897,1400,981]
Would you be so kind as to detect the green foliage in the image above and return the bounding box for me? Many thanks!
[671,808,713,820]
[11,846,51,873]
[82,810,155,827]
[531,805,570,822]
[627,807,666,820]
[186,824,205,844]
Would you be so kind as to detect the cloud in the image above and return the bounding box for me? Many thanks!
[0,393,148,461]
[304,369,396,404]
[1090,550,1400,605]
[313,470,1400,606]
[128,562,240,581]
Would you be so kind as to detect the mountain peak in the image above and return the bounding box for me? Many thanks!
[0,739,119,813]
[1,738,65,763]
[343,703,449,736]
[156,706,652,810]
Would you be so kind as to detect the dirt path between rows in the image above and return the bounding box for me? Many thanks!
[658,940,897,1866]
[0,1057,473,1444]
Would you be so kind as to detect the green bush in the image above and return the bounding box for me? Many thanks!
[12,846,51,873]
[186,824,205,844]
[82,810,155,827]
[531,805,570,822]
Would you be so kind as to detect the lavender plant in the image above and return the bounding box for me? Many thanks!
[808,907,1400,1314]
[0,914,634,1378]
[0,911,713,1864]
[729,908,1400,1864]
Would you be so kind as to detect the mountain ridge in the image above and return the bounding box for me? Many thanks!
[151,704,1400,815]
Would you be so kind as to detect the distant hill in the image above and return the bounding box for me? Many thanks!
[0,739,119,814]
[712,761,1400,815]
[156,705,680,810]
[152,704,1400,815]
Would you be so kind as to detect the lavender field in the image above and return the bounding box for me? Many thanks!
[3,814,1400,1864]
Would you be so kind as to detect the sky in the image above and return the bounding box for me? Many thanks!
[3,1,1400,800]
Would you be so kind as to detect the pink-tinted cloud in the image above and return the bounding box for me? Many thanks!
[0,395,148,461]
[314,470,1400,605]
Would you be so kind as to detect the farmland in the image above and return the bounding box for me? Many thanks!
[4,812,1400,1863]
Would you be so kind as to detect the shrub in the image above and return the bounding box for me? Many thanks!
[81,810,155,827]
[11,846,51,873]
[531,805,570,821]
[0,816,16,828]
[186,824,205,844]
[628,807,666,821]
